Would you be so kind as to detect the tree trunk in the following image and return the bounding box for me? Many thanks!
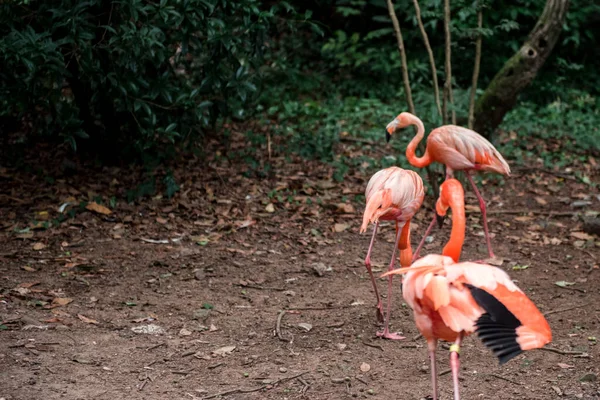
[473,0,569,136]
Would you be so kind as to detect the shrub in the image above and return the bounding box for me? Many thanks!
[0,0,288,158]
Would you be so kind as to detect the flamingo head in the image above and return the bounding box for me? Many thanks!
[385,112,414,142]
[435,196,448,228]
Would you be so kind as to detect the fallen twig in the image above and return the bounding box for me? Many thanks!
[286,305,352,311]
[201,371,309,400]
[147,342,166,351]
[486,373,522,386]
[237,284,286,292]
[297,376,310,395]
[544,302,591,316]
[138,377,150,391]
[362,340,384,352]
[486,210,581,217]
[140,237,183,244]
[276,310,289,342]
[355,376,369,385]
[540,347,588,356]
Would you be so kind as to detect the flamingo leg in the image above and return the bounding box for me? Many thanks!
[428,339,438,400]
[364,222,384,323]
[466,172,495,259]
[412,215,437,262]
[376,225,405,340]
[449,333,464,400]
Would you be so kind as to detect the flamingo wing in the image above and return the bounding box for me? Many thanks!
[448,262,552,364]
[429,125,510,175]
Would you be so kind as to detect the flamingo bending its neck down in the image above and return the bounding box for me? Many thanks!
[413,178,465,263]
[360,167,425,340]
[382,256,552,400]
[386,112,510,259]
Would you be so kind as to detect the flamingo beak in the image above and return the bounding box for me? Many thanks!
[436,214,446,229]
[385,120,397,142]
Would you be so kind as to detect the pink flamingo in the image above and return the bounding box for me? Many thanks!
[382,256,552,400]
[360,167,424,339]
[386,112,510,259]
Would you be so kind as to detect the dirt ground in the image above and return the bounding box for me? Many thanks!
[1,136,599,400]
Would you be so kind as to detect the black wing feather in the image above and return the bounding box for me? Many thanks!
[465,284,524,365]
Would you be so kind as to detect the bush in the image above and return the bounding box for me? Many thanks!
[0,0,288,158]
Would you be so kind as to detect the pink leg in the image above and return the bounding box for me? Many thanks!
[466,173,495,259]
[376,227,405,340]
[365,222,384,323]
[449,333,464,400]
[412,215,437,262]
[428,339,438,400]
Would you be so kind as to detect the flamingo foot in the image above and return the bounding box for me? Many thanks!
[376,329,406,340]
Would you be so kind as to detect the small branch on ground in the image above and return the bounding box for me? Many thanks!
[540,347,588,356]
[201,371,310,400]
[544,302,591,316]
[237,284,286,291]
[362,340,384,351]
[276,310,289,342]
[485,210,581,217]
[486,373,522,386]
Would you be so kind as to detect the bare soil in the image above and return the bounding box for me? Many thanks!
[1,137,599,400]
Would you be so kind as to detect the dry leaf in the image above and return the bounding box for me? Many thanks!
[360,362,371,372]
[514,216,534,222]
[212,345,236,356]
[557,363,574,369]
[336,203,355,214]
[32,242,46,251]
[52,297,73,306]
[85,202,112,215]
[534,197,547,206]
[235,219,256,229]
[554,281,575,288]
[334,223,349,233]
[570,232,594,241]
[77,314,99,324]
[21,265,36,272]
[18,281,40,288]
[298,323,313,332]
[156,217,168,224]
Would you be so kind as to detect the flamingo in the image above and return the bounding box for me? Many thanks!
[360,167,425,340]
[413,178,465,263]
[386,112,510,259]
[382,256,552,400]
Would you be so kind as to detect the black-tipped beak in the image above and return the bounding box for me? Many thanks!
[385,131,391,143]
[436,214,446,229]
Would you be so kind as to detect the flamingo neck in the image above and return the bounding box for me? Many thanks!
[442,198,465,262]
[405,116,431,168]
[398,221,413,267]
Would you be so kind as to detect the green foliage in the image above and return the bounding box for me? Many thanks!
[0,0,299,158]
[500,90,600,166]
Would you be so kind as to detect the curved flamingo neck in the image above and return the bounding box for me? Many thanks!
[405,116,431,168]
[441,186,465,262]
